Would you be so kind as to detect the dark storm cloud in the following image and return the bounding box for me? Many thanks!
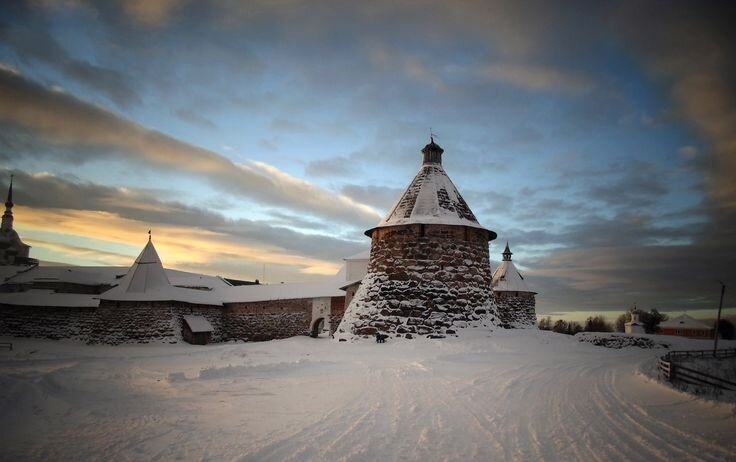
[4,168,364,262]
[0,68,381,227]
[4,0,734,311]
[0,3,140,107]
[587,161,670,210]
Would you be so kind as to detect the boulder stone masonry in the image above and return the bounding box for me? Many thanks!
[494,292,536,327]
[337,139,500,339]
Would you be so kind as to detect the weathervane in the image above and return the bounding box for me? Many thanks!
[148,229,152,241]
[429,128,438,143]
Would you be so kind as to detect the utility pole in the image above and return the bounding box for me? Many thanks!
[713,281,726,355]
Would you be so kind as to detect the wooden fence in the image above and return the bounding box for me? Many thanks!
[658,348,736,391]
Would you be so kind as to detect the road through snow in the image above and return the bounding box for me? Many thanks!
[1,330,734,461]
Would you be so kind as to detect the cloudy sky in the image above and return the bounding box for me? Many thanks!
[1,0,734,319]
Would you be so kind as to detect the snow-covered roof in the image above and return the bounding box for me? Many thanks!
[0,264,33,282]
[182,315,214,333]
[120,239,171,292]
[659,314,711,330]
[220,280,345,303]
[366,141,494,238]
[0,289,99,308]
[4,264,230,291]
[492,260,535,293]
[167,270,231,290]
[5,265,126,286]
[99,239,222,306]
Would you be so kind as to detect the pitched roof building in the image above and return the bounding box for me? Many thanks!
[658,314,713,339]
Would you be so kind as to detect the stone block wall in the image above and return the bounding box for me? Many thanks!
[0,304,96,340]
[337,224,499,339]
[329,296,345,335]
[0,296,343,344]
[91,301,225,344]
[223,298,312,341]
[494,292,537,328]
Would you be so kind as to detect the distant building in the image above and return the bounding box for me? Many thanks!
[0,175,36,266]
[625,310,646,334]
[492,243,537,327]
[658,314,713,339]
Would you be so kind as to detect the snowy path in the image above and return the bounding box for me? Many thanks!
[1,331,734,461]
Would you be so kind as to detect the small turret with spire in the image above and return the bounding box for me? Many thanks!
[1,174,14,232]
[502,242,513,261]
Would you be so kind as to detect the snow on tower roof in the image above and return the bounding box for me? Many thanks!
[100,238,222,306]
[659,314,711,330]
[365,140,495,239]
[492,245,535,293]
[117,237,171,293]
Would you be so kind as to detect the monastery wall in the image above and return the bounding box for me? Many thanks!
[493,292,537,327]
[338,224,498,339]
[0,296,347,344]
[0,305,96,340]
[223,298,312,341]
[91,301,225,344]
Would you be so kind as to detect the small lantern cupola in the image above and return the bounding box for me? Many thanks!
[421,136,444,164]
[502,242,513,261]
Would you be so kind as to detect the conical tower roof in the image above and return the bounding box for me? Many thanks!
[366,139,496,240]
[115,237,171,293]
[492,244,535,293]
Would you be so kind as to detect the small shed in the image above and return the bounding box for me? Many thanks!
[182,315,214,345]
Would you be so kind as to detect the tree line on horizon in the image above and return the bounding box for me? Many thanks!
[537,309,735,338]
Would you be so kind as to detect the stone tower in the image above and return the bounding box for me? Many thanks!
[491,243,537,327]
[336,139,499,339]
[0,175,33,265]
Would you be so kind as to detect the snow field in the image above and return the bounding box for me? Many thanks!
[1,330,734,461]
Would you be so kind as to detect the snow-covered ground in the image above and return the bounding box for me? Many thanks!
[1,331,735,461]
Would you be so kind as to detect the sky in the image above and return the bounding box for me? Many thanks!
[0,0,734,319]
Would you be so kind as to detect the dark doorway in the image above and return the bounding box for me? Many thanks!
[310,318,325,338]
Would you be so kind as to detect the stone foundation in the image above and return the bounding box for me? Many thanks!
[494,292,537,328]
[337,224,498,339]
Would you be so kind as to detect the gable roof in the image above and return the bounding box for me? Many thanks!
[182,315,214,333]
[659,314,711,330]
